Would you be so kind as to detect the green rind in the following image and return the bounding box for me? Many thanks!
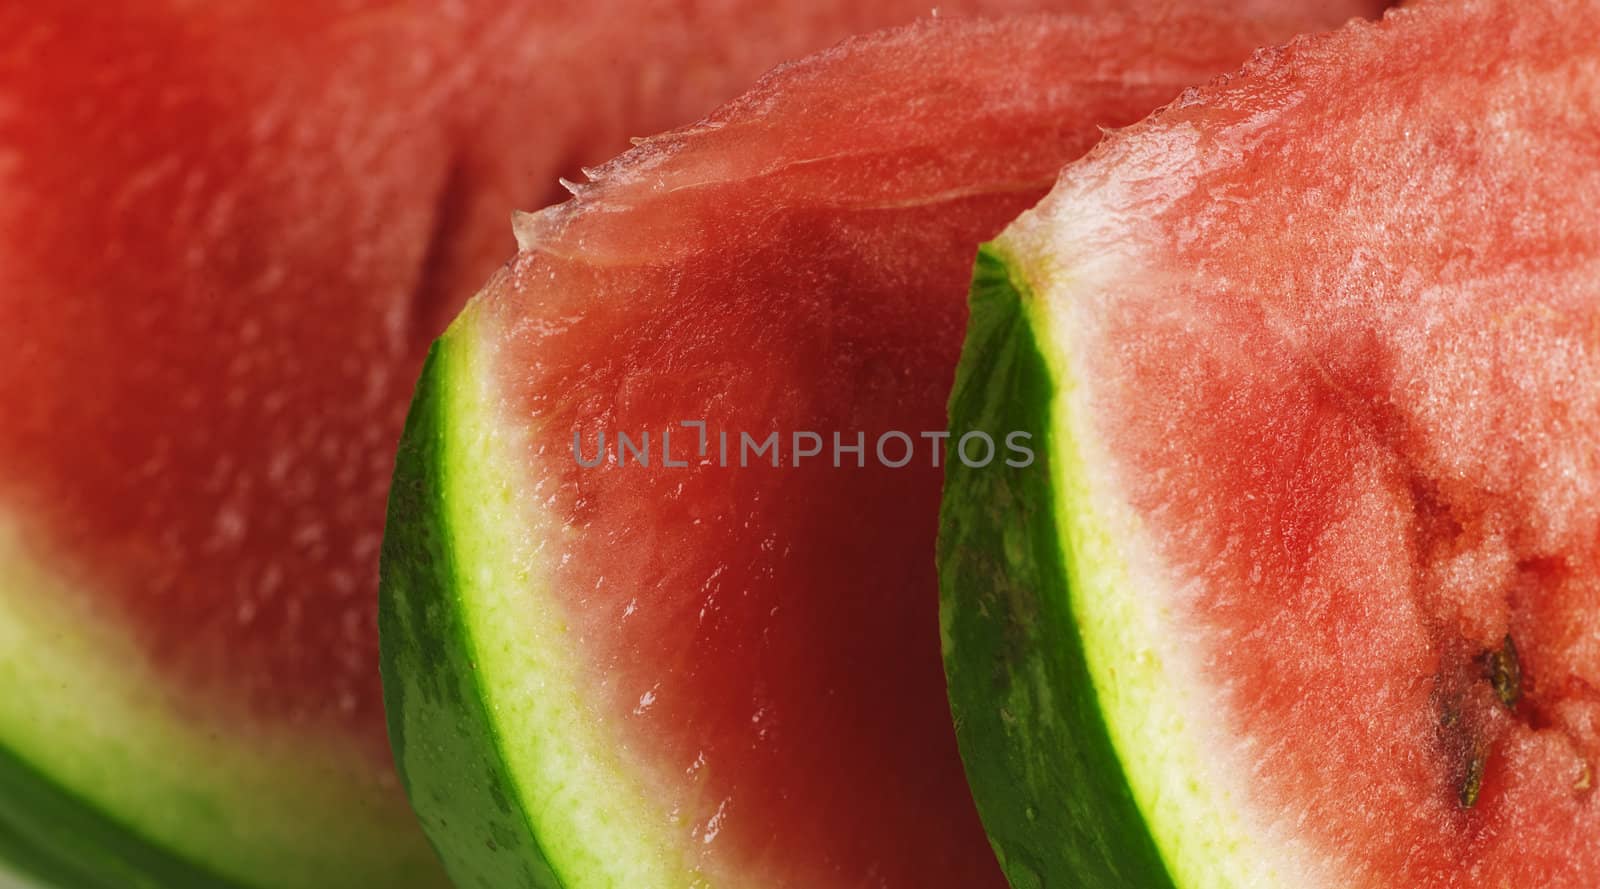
[0,743,245,889]
[379,336,562,889]
[939,247,1175,889]
[0,818,58,889]
[381,301,715,888]
[0,515,449,889]
[0,818,69,889]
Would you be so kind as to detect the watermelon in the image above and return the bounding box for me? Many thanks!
[940,0,1600,885]
[376,7,1385,888]
[0,2,1172,886]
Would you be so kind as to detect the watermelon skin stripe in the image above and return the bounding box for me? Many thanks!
[380,335,565,889]
[0,743,250,889]
[940,247,1178,889]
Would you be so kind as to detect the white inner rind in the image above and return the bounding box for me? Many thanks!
[436,311,714,888]
[0,513,438,889]
[994,180,1333,889]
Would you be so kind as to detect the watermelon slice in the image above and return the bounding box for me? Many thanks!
[941,0,1600,885]
[0,3,1176,886]
[377,8,1382,888]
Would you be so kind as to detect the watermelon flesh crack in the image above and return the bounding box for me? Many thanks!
[942,0,1600,885]
[377,6,1390,888]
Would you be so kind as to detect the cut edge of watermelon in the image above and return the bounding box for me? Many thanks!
[942,238,1325,888]
[0,514,444,889]
[381,298,715,889]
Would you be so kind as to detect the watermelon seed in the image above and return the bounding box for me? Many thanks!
[1459,746,1486,809]
[1485,635,1521,710]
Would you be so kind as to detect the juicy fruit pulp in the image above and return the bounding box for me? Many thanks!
[0,2,1150,886]
[941,0,1600,886]
[381,7,1377,888]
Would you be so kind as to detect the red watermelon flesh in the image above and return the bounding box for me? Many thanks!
[984,0,1600,883]
[409,9,1371,886]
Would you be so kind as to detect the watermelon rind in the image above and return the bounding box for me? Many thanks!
[0,517,447,889]
[0,739,240,889]
[939,247,1174,889]
[940,245,1309,888]
[0,819,62,889]
[380,299,704,889]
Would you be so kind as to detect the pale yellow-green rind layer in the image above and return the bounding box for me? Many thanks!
[381,297,717,889]
[0,513,448,889]
[985,206,1327,889]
